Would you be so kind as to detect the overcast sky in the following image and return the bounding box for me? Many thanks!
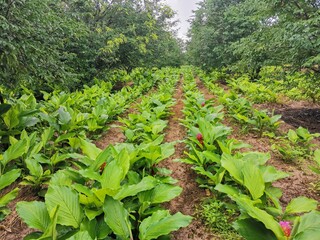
[163,0,201,39]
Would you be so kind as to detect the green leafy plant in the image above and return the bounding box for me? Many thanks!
[216,184,320,240]
[309,149,320,191]
[0,169,21,221]
[17,141,192,239]
[272,127,320,162]
[233,109,282,137]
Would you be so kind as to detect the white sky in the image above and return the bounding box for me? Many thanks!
[163,0,201,39]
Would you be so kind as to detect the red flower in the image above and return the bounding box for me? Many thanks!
[196,133,204,145]
[196,133,203,141]
[279,221,291,237]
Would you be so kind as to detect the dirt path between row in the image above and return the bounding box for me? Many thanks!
[159,77,216,239]
[95,87,159,149]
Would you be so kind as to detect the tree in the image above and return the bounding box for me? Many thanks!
[0,0,183,92]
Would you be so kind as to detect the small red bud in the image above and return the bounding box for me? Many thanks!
[196,133,203,141]
[201,102,205,107]
[279,221,291,237]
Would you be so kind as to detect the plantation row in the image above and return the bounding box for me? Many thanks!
[1,66,320,239]
[0,68,194,239]
[189,69,320,239]
[204,67,320,104]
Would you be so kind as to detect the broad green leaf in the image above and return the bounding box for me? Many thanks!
[2,138,28,166]
[296,127,309,140]
[242,163,265,200]
[265,187,283,214]
[293,211,320,240]
[41,205,59,240]
[90,147,112,171]
[221,153,244,184]
[0,169,21,190]
[3,107,19,129]
[100,161,123,196]
[67,231,93,240]
[234,196,284,239]
[103,196,131,239]
[20,116,39,128]
[55,132,76,144]
[159,143,175,162]
[80,217,112,239]
[49,170,73,186]
[16,201,50,232]
[139,210,192,240]
[79,138,101,160]
[242,152,270,165]
[260,166,289,183]
[45,185,83,228]
[215,184,284,239]
[51,153,84,166]
[138,184,182,204]
[30,142,44,156]
[193,166,218,182]
[314,149,320,165]
[285,197,318,215]
[41,127,54,145]
[78,169,101,182]
[215,183,241,196]
[117,148,130,179]
[233,218,277,240]
[0,187,19,207]
[84,208,103,221]
[58,107,71,126]
[114,176,157,200]
[288,129,298,142]
[25,158,43,178]
[203,151,221,164]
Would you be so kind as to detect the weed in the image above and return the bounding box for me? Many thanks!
[197,199,242,240]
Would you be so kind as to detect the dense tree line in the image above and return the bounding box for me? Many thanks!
[0,0,183,92]
[187,0,320,79]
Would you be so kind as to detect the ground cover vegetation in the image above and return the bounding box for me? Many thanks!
[1,0,320,239]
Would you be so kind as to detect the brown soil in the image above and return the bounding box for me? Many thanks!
[158,78,216,239]
[256,100,320,134]
[95,122,126,149]
[0,184,39,240]
[277,108,320,134]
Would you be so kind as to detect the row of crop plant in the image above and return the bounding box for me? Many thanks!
[205,67,320,103]
[202,72,320,172]
[180,68,320,239]
[9,68,192,239]
[0,68,162,150]
[0,69,167,224]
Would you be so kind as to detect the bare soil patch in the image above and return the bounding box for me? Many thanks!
[159,78,216,239]
[277,108,320,134]
[0,184,39,240]
[95,123,126,149]
[256,101,320,134]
